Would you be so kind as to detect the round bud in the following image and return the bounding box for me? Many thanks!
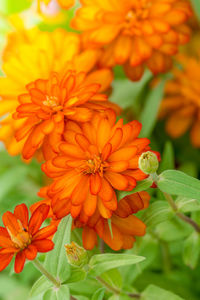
[65,241,88,267]
[139,151,159,175]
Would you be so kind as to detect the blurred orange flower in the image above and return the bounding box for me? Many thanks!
[0,204,57,273]
[159,51,200,148]
[0,28,113,158]
[42,113,151,220]
[74,191,150,250]
[72,0,193,81]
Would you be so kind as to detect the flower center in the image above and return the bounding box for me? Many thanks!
[123,1,152,36]
[80,155,107,176]
[7,220,31,249]
[43,95,59,108]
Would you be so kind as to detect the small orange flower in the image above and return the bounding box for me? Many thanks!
[72,0,192,81]
[42,113,152,220]
[159,50,200,148]
[0,28,112,157]
[13,68,118,160]
[74,191,150,251]
[0,204,57,273]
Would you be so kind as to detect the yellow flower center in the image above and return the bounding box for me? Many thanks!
[43,95,59,108]
[80,155,108,176]
[7,220,31,249]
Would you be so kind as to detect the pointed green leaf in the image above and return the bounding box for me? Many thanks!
[30,276,52,297]
[100,269,122,290]
[88,254,145,276]
[183,232,200,269]
[141,284,184,300]
[157,170,200,200]
[175,197,200,213]
[159,141,174,173]
[139,80,165,137]
[44,216,72,282]
[141,201,173,227]
[91,288,105,300]
[43,285,70,300]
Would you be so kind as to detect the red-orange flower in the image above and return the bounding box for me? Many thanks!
[13,68,119,160]
[42,113,152,220]
[74,191,150,250]
[72,0,193,81]
[159,50,200,148]
[0,204,57,273]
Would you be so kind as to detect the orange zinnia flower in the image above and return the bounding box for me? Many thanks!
[159,50,200,148]
[42,113,152,220]
[13,68,118,160]
[72,0,192,81]
[0,28,113,157]
[0,204,57,273]
[74,191,150,250]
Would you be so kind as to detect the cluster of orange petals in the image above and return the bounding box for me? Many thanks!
[72,0,193,80]
[13,69,119,160]
[0,28,115,158]
[41,113,151,222]
[0,204,57,273]
[75,191,150,250]
[159,50,200,148]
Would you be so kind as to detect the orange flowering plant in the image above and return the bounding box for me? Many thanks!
[0,1,200,300]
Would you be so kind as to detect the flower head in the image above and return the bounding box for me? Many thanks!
[0,204,57,273]
[74,191,150,251]
[72,0,192,80]
[13,68,118,160]
[42,113,152,220]
[65,241,88,267]
[159,49,200,148]
[0,28,114,158]
[139,151,159,174]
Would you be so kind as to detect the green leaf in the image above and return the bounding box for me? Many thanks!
[183,232,200,269]
[110,71,152,109]
[117,178,153,200]
[159,141,174,173]
[68,278,100,296]
[139,79,165,137]
[157,170,200,201]
[64,266,86,284]
[5,0,31,14]
[141,284,184,300]
[30,276,52,297]
[91,288,105,300]
[175,197,200,213]
[88,254,145,276]
[44,216,72,282]
[141,201,173,227]
[43,285,70,300]
[191,0,200,20]
[100,269,122,290]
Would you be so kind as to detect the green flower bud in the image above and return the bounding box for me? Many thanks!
[65,242,88,267]
[139,151,159,175]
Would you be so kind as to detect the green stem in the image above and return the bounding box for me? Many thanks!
[33,259,61,288]
[96,276,140,298]
[162,192,200,233]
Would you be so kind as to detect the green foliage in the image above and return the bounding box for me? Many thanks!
[91,288,105,300]
[159,141,174,173]
[139,80,165,138]
[157,170,200,200]
[88,254,145,276]
[141,284,184,300]
[141,201,174,227]
[43,285,70,300]
[44,216,72,282]
[183,232,200,269]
